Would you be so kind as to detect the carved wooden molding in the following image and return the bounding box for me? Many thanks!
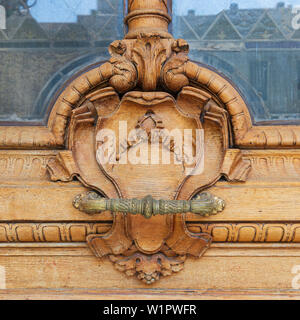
[0,126,60,150]
[0,0,298,150]
[175,61,300,149]
[1,0,298,287]
[0,149,299,182]
[0,222,111,242]
[0,151,56,180]
[43,49,299,150]
[0,49,299,150]
[190,223,300,243]
[3,148,297,183]
[243,150,300,181]
[0,222,300,243]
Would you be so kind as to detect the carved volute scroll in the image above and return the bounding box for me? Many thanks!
[47,0,252,284]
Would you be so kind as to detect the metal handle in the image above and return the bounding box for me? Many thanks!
[73,192,225,219]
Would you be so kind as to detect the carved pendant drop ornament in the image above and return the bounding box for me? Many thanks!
[47,0,251,284]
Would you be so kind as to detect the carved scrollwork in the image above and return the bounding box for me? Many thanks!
[108,40,138,94]
[43,0,256,285]
[161,39,190,93]
[46,84,251,284]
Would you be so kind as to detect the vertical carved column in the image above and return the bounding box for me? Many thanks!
[125,0,172,39]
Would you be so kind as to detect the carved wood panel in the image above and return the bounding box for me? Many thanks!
[0,0,299,291]
[44,0,254,283]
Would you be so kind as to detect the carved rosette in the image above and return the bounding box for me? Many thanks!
[46,1,252,284]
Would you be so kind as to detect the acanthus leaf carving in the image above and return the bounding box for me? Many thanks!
[109,252,186,285]
[87,233,188,284]
[132,34,167,91]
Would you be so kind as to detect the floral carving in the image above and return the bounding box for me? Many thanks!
[109,252,186,284]
[107,37,191,93]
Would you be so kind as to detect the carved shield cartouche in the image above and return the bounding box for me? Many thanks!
[95,91,205,255]
[47,24,251,283]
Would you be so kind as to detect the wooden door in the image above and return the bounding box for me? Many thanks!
[0,0,299,300]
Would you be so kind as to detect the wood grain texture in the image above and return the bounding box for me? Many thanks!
[0,244,297,300]
[0,149,298,182]
[0,288,299,300]
[0,0,299,297]
[0,180,299,221]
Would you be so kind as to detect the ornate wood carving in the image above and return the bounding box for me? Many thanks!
[109,252,186,285]
[0,150,297,182]
[1,39,299,149]
[0,43,299,150]
[0,0,298,297]
[40,0,252,284]
[0,222,300,243]
[46,52,252,284]
[0,0,297,289]
[243,150,300,181]
[0,151,56,180]
[0,222,111,242]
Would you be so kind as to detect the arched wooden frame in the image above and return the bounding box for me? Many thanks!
[0,54,297,150]
[0,0,299,150]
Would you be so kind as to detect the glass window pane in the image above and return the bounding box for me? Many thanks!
[173,0,300,123]
[0,0,124,124]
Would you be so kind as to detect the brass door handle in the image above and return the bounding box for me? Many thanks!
[73,192,225,219]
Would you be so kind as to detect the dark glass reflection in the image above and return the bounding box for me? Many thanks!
[174,1,300,122]
[0,0,123,124]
